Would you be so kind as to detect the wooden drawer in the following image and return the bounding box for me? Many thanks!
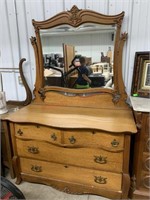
[14,124,62,144]
[19,157,122,191]
[63,130,124,150]
[16,139,123,173]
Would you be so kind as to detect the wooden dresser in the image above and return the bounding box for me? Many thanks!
[129,97,150,199]
[6,5,137,199]
[7,94,137,199]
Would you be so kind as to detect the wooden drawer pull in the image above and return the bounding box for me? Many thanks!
[69,136,76,144]
[94,156,107,164]
[31,165,42,172]
[111,139,119,147]
[28,146,39,154]
[51,133,57,141]
[94,176,107,184]
[17,129,23,136]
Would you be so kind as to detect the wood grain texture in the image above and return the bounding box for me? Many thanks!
[16,138,123,173]
[20,157,122,191]
[6,104,137,133]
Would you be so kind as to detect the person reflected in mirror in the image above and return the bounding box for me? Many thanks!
[74,56,92,89]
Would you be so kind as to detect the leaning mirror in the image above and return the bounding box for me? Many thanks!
[31,5,127,102]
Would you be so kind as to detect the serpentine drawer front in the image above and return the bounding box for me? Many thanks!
[15,124,62,144]
[10,116,135,199]
[20,157,122,192]
[15,124,124,150]
[16,139,123,173]
[63,130,124,150]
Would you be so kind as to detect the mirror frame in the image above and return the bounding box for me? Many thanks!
[31,5,127,103]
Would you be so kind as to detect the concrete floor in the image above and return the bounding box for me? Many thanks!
[6,172,110,200]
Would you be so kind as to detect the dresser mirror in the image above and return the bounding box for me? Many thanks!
[40,24,115,88]
[31,5,127,103]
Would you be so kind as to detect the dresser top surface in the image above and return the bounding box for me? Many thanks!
[6,103,137,133]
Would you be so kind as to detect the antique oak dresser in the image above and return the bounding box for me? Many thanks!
[6,6,137,199]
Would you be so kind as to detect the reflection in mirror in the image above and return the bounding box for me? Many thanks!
[40,24,116,89]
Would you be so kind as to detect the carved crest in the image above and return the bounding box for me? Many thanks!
[69,5,82,26]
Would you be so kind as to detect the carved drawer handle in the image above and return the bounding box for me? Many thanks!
[111,139,119,147]
[31,165,42,172]
[28,146,39,154]
[94,176,107,184]
[51,133,57,141]
[69,136,76,144]
[17,129,23,136]
[94,156,107,164]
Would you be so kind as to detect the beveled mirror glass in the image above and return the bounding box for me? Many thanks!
[40,24,115,88]
[31,5,127,102]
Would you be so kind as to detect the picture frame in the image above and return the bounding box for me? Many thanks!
[131,51,150,98]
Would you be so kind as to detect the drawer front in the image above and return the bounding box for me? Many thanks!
[20,157,122,191]
[16,139,123,172]
[14,124,62,144]
[63,130,124,150]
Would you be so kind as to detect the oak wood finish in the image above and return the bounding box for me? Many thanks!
[5,5,137,200]
[7,103,137,199]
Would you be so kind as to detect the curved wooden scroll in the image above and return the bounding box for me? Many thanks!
[7,58,32,106]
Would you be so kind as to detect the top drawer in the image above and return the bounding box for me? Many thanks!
[14,124,124,150]
[63,130,124,150]
[14,124,62,144]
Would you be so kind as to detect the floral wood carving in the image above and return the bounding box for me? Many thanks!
[30,36,37,45]
[68,5,82,26]
[121,32,128,41]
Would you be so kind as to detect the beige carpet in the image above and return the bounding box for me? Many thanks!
[6,172,109,200]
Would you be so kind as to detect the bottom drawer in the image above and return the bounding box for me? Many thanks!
[20,157,122,191]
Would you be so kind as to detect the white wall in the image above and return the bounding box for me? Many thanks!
[0,0,150,100]
[42,31,114,63]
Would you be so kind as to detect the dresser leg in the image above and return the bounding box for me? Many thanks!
[128,175,136,199]
[13,156,22,184]
[122,173,130,199]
